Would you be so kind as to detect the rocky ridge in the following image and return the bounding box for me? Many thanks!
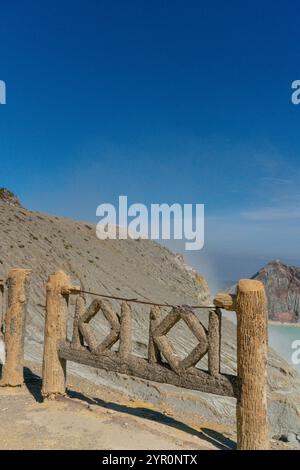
[252,260,300,323]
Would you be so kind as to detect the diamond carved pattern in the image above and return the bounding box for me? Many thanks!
[153,307,208,374]
[79,299,120,354]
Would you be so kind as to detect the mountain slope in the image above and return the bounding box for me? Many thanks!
[0,200,300,439]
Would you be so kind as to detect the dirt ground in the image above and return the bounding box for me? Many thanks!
[0,362,237,450]
[0,362,294,451]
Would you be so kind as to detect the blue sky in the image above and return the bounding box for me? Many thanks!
[0,1,300,287]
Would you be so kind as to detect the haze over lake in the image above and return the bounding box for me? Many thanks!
[269,324,300,373]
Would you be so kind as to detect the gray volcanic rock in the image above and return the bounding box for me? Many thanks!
[0,200,300,439]
[252,261,300,323]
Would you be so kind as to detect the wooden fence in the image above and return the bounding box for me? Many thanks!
[0,268,269,450]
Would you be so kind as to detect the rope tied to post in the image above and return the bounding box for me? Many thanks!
[62,285,218,310]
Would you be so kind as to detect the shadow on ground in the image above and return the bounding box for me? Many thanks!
[21,366,236,450]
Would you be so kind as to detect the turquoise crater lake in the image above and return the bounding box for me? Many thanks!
[269,323,300,373]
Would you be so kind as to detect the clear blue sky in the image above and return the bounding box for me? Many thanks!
[1,1,300,286]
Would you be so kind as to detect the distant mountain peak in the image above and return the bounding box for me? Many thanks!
[253,261,300,323]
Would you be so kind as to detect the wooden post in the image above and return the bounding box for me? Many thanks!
[42,271,70,399]
[71,295,85,349]
[236,279,268,450]
[119,302,132,361]
[0,269,31,387]
[0,280,4,338]
[148,306,162,364]
[208,308,221,376]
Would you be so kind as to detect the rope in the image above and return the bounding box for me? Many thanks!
[74,288,217,310]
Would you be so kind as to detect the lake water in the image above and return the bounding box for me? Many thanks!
[268,323,300,373]
[222,311,300,373]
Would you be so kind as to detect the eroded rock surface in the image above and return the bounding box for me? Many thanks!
[253,260,300,323]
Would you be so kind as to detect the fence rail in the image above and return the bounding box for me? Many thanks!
[0,267,269,450]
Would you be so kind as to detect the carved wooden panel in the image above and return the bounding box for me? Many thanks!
[152,307,208,374]
[65,297,235,398]
[78,299,120,354]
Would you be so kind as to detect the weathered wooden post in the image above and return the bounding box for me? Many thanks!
[71,294,85,349]
[0,279,4,338]
[0,269,31,387]
[208,308,221,376]
[214,279,268,450]
[42,271,71,399]
[119,302,132,361]
[236,279,268,450]
[148,306,162,364]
